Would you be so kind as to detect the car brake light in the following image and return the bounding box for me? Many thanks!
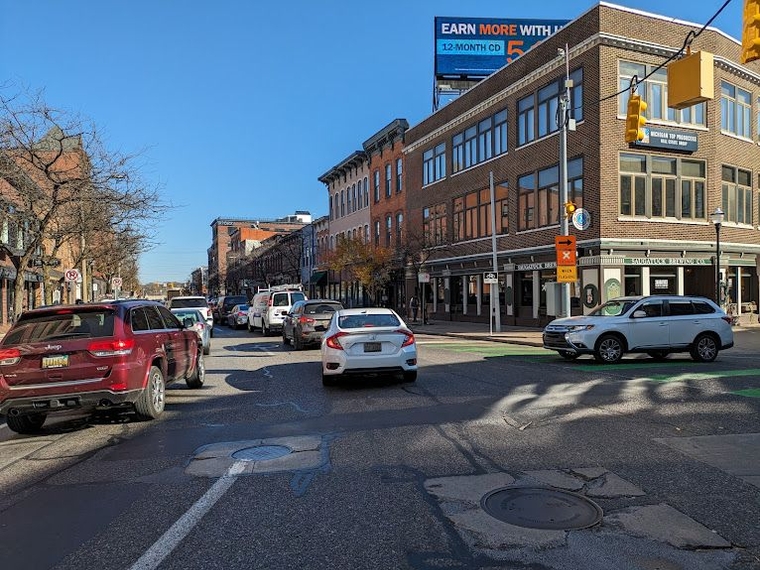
[299,316,315,325]
[325,332,348,350]
[0,348,21,365]
[396,329,415,347]
[88,338,135,357]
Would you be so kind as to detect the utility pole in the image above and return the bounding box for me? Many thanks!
[558,44,573,318]
[489,171,501,332]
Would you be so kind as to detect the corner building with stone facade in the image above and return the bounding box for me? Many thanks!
[404,2,760,326]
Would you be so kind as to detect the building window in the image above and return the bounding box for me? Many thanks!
[452,132,464,173]
[352,183,357,212]
[396,158,402,193]
[364,224,369,243]
[537,165,559,227]
[363,176,369,207]
[396,212,403,244]
[374,170,380,202]
[478,117,493,162]
[464,125,477,169]
[619,153,706,220]
[568,157,584,211]
[423,203,448,245]
[374,220,380,246]
[329,195,333,221]
[334,193,339,219]
[385,163,392,197]
[721,82,752,138]
[385,215,392,246]
[537,81,560,138]
[518,173,536,230]
[341,190,345,217]
[722,165,753,224]
[494,109,507,156]
[452,183,510,241]
[518,94,535,146]
[570,68,583,122]
[619,61,705,127]
[346,186,352,213]
[423,143,447,185]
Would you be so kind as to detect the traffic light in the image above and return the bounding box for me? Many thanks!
[624,94,648,143]
[742,0,760,64]
[564,201,577,218]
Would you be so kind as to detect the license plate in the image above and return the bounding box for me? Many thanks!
[42,354,69,368]
[364,342,381,353]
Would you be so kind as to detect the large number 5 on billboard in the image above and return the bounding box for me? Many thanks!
[506,40,524,63]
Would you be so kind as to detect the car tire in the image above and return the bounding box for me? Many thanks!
[282,330,291,345]
[263,322,270,336]
[135,365,166,419]
[646,350,669,360]
[691,333,719,363]
[6,413,47,434]
[186,352,205,389]
[559,350,580,360]
[403,370,418,382]
[247,322,253,333]
[322,373,337,387]
[294,334,303,351]
[594,334,624,364]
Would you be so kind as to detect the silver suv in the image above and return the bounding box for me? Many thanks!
[543,295,734,363]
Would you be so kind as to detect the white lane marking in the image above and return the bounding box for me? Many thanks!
[129,461,246,570]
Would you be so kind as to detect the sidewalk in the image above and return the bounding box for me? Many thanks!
[409,319,544,347]
[409,316,759,348]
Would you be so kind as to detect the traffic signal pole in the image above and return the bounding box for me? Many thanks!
[559,44,572,318]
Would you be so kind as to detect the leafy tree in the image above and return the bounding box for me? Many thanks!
[324,236,395,305]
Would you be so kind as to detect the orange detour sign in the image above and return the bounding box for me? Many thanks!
[555,236,577,283]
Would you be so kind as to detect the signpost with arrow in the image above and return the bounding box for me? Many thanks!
[555,235,577,283]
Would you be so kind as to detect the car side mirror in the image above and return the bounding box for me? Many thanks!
[632,310,647,318]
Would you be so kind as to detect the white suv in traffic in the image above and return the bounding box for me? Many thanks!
[542,295,734,363]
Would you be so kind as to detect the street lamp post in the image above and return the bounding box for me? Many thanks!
[710,207,724,305]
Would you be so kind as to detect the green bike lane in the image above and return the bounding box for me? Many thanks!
[418,339,760,400]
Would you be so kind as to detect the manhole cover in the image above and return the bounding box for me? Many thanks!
[232,445,292,462]
[481,486,603,530]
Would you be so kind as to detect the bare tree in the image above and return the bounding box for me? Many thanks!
[0,89,167,314]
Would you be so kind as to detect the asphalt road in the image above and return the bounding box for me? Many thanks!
[1,325,760,569]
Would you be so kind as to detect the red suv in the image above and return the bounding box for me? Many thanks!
[0,300,205,434]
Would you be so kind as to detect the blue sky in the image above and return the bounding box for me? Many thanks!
[0,0,744,284]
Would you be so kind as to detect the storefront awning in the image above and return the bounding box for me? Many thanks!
[310,270,327,285]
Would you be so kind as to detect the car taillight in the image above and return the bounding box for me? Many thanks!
[396,329,415,347]
[0,348,21,365]
[325,332,348,350]
[88,338,135,357]
[299,316,315,325]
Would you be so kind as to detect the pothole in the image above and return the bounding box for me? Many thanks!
[232,445,292,462]
[481,486,603,530]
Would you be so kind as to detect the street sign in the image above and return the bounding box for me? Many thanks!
[555,235,577,266]
[65,269,81,282]
[111,277,123,289]
[418,272,431,283]
[557,265,578,283]
[572,208,591,231]
[483,272,499,284]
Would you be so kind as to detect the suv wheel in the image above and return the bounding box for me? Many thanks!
[691,333,719,362]
[594,334,624,364]
[6,413,47,434]
[282,330,291,345]
[135,366,166,419]
[263,322,270,336]
[186,352,205,388]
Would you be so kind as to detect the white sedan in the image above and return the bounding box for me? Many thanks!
[320,307,418,386]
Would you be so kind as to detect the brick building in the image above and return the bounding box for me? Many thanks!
[403,2,760,326]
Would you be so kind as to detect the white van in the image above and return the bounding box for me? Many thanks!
[261,289,307,335]
[247,290,272,332]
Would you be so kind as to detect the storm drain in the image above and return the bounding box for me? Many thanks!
[232,445,292,462]
[481,486,603,530]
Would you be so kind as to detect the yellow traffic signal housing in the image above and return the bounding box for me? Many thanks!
[624,94,647,143]
[564,201,577,218]
[742,0,760,64]
[667,51,714,109]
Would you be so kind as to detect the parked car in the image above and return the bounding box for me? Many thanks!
[168,295,214,336]
[261,289,307,336]
[216,295,247,325]
[247,290,272,332]
[283,299,344,350]
[227,304,250,329]
[542,295,734,364]
[170,308,211,354]
[320,307,417,386]
[0,300,205,435]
